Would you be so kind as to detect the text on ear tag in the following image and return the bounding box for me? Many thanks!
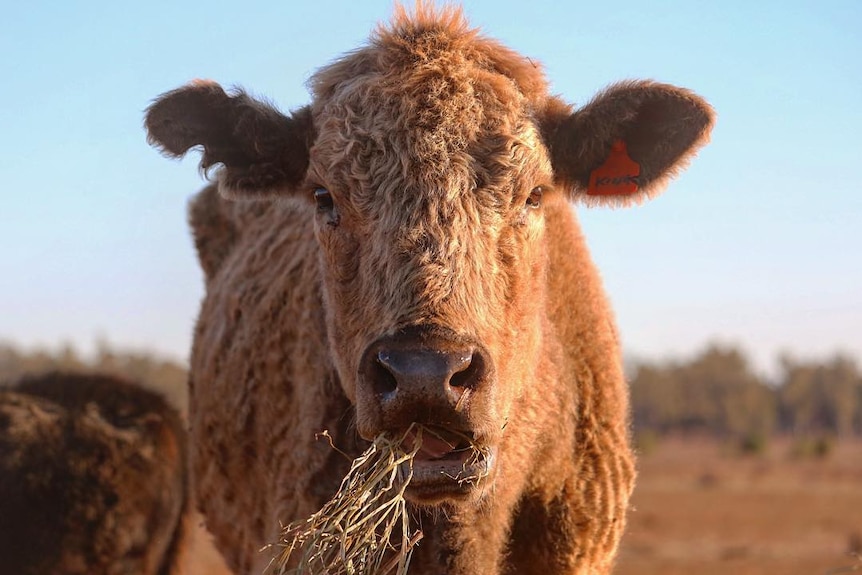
[588,140,640,196]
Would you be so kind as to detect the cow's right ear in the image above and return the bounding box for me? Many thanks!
[145,80,314,199]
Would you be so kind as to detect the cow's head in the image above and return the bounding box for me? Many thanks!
[146,8,712,505]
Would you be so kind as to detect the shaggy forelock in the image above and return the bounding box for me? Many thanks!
[308,1,552,198]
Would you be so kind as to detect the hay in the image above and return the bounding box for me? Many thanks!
[266,424,490,575]
[266,426,423,575]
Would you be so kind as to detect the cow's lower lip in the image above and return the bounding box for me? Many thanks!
[400,446,495,504]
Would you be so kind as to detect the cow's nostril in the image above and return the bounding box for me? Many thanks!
[371,352,398,395]
[449,352,483,389]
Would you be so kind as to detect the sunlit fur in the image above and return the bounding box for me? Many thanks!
[148,5,715,575]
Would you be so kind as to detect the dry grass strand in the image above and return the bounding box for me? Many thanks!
[265,424,491,575]
[266,426,421,575]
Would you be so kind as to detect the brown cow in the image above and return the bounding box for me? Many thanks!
[0,372,190,575]
[145,5,713,574]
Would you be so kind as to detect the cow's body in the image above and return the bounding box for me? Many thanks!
[0,372,190,575]
[146,6,713,574]
[185,183,632,574]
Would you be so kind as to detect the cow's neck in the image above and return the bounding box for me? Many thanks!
[408,498,512,575]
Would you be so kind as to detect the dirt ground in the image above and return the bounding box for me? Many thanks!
[183,512,233,575]
[615,438,862,575]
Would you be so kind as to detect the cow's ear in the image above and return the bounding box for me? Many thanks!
[540,81,714,207]
[145,80,314,199]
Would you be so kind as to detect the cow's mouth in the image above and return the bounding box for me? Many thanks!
[398,426,495,504]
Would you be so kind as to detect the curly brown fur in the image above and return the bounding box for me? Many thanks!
[145,4,713,574]
[0,372,190,575]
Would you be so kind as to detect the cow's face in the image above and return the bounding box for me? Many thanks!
[305,47,554,501]
[145,13,713,505]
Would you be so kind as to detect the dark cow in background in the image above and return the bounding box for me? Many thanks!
[0,372,190,575]
[145,5,713,575]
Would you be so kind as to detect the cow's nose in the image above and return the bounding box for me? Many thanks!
[355,326,494,435]
[378,349,469,394]
[366,347,484,407]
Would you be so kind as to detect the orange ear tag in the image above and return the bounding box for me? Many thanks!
[587,140,640,196]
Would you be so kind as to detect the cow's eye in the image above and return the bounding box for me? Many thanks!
[313,187,334,211]
[526,186,543,209]
[313,187,340,227]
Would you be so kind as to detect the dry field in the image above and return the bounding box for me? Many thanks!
[616,438,862,575]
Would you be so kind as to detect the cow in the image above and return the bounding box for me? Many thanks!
[0,372,190,575]
[144,5,714,574]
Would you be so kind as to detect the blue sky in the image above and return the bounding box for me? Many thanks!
[1,1,860,374]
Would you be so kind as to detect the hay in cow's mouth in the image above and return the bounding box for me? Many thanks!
[266,424,490,575]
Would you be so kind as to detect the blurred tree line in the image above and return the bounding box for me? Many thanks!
[0,340,188,413]
[3,340,861,444]
[630,344,862,444]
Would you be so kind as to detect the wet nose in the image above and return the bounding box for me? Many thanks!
[355,326,494,436]
[363,346,486,408]
[380,348,470,394]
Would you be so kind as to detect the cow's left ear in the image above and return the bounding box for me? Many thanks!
[540,80,715,206]
[145,80,314,199]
